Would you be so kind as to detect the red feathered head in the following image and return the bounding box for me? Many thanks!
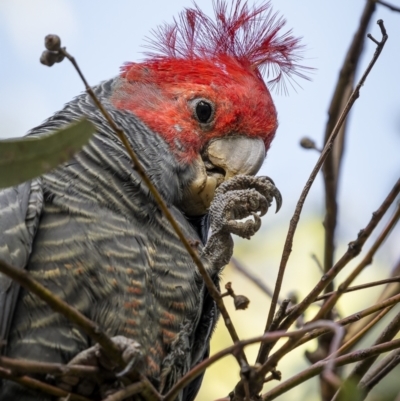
[112,0,309,162]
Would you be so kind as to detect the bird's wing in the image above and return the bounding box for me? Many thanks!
[0,178,43,345]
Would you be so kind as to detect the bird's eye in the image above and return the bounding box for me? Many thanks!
[195,100,213,123]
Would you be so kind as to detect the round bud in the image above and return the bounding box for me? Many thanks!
[300,137,317,150]
[40,50,56,66]
[234,294,250,310]
[45,35,61,51]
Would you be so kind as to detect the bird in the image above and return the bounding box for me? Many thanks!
[0,1,306,400]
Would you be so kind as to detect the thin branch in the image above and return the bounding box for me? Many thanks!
[333,311,400,400]
[258,176,399,377]
[57,45,244,358]
[313,200,400,320]
[343,258,400,343]
[262,338,400,400]
[315,276,400,301]
[375,0,400,12]
[258,17,389,364]
[296,292,400,348]
[164,321,343,401]
[311,254,325,274]
[102,382,146,401]
[332,306,393,356]
[256,300,291,363]
[230,257,276,300]
[359,349,400,397]
[322,0,376,297]
[0,366,91,401]
[0,356,102,378]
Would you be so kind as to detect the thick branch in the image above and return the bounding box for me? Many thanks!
[321,0,376,286]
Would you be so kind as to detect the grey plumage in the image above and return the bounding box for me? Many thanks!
[0,78,218,400]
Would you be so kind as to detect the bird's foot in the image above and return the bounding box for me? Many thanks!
[202,175,281,271]
[56,336,143,398]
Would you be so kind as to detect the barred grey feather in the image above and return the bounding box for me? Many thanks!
[0,78,218,401]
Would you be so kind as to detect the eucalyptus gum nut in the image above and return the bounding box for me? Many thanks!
[45,34,61,51]
[40,50,57,67]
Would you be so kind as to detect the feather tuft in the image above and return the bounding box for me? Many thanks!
[144,0,310,93]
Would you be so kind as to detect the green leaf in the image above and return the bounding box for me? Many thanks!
[0,118,96,189]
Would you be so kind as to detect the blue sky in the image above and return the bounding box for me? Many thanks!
[0,0,399,264]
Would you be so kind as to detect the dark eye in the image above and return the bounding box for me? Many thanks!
[195,100,213,123]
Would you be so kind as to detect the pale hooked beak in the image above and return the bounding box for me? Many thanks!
[204,136,265,183]
[180,136,267,216]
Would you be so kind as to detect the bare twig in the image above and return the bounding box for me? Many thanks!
[311,254,324,274]
[0,366,91,401]
[375,0,400,12]
[315,276,400,301]
[230,257,276,300]
[343,259,400,343]
[0,356,101,378]
[256,300,290,362]
[164,321,342,401]
[332,306,393,356]
[296,292,400,349]
[313,200,400,320]
[321,0,376,295]
[102,382,146,401]
[262,338,400,400]
[258,18,389,365]
[258,176,399,378]
[358,349,400,397]
[333,311,400,400]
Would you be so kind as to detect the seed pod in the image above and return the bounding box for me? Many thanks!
[233,294,250,310]
[300,137,317,150]
[40,50,57,66]
[45,34,61,51]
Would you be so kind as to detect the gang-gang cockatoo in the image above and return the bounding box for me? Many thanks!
[0,1,307,400]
